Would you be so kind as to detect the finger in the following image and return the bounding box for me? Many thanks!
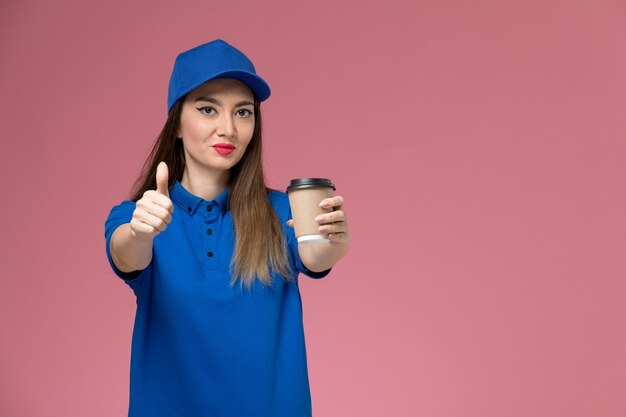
[319,195,344,209]
[156,161,170,198]
[130,219,155,234]
[135,207,169,232]
[145,200,173,225]
[286,219,294,228]
[148,190,175,214]
[315,210,346,224]
[328,232,349,242]
[319,222,347,234]
[129,220,159,239]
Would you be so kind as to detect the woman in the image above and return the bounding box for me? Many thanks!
[104,39,350,417]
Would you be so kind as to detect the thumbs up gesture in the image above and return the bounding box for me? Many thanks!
[130,161,175,241]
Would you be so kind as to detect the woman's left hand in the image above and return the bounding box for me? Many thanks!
[286,195,350,244]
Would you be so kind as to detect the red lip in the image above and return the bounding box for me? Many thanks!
[212,143,235,149]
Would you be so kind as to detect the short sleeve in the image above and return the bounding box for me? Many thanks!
[286,203,332,280]
[104,200,153,292]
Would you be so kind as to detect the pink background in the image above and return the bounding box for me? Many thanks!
[1,0,625,416]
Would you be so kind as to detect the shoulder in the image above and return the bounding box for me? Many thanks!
[267,188,291,220]
[104,200,140,237]
[267,188,289,205]
[106,199,137,220]
[111,199,137,211]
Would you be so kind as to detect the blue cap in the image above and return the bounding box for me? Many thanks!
[167,39,271,114]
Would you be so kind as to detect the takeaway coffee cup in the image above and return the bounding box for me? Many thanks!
[286,178,336,243]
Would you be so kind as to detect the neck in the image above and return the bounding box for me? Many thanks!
[180,166,229,201]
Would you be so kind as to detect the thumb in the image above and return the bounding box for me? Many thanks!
[155,161,169,197]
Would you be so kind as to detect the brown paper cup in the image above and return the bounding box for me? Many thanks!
[286,178,336,244]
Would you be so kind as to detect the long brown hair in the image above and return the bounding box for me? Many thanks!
[128,95,294,291]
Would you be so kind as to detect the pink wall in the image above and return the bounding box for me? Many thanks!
[1,0,625,416]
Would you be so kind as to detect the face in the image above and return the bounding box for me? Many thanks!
[177,77,256,179]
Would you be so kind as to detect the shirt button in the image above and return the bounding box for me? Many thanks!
[207,205,212,212]
[207,251,213,257]
[206,228,212,235]
[187,206,192,212]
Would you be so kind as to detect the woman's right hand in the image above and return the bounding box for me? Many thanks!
[130,161,175,241]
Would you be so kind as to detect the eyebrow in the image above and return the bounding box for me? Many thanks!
[194,96,254,107]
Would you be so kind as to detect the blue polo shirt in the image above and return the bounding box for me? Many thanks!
[104,179,332,417]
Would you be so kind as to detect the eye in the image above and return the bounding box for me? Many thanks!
[236,109,253,117]
[196,106,215,115]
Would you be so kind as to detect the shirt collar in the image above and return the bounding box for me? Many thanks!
[170,179,230,216]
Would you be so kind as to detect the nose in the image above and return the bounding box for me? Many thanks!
[216,113,235,138]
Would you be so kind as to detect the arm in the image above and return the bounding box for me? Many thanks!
[110,223,154,273]
[298,239,350,272]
